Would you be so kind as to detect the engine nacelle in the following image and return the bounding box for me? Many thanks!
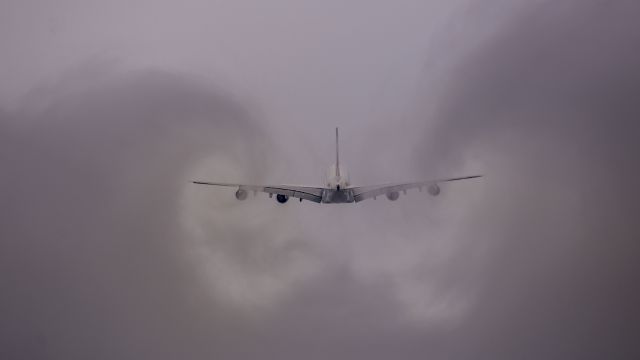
[276,194,289,204]
[386,191,400,201]
[428,184,441,196]
[235,189,248,200]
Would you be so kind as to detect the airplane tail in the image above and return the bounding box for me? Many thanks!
[335,127,340,177]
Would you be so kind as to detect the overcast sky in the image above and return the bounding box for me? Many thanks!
[2,0,640,359]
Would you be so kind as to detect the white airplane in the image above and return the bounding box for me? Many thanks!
[192,128,482,204]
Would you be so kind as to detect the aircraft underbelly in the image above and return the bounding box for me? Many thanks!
[321,189,355,204]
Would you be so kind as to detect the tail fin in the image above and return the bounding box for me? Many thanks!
[335,127,340,177]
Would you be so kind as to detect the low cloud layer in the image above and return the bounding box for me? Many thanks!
[2,1,640,359]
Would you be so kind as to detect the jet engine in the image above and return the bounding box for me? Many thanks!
[428,184,441,196]
[235,189,248,200]
[276,194,289,204]
[386,191,400,201]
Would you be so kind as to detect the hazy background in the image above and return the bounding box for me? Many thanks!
[2,0,639,359]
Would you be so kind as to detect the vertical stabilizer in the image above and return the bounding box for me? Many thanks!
[335,127,340,177]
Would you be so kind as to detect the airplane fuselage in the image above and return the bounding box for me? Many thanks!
[321,188,355,203]
[322,164,354,203]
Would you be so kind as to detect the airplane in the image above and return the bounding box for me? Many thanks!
[192,128,482,204]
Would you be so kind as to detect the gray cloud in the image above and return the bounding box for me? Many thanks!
[2,0,640,359]
[0,67,271,359]
[416,1,640,358]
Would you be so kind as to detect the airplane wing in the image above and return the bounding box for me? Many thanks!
[349,175,482,203]
[191,181,324,203]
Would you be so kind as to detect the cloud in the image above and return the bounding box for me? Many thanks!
[2,1,640,359]
[416,1,640,358]
[0,66,273,359]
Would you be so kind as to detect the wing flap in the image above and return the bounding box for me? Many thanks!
[351,175,482,202]
[192,181,324,203]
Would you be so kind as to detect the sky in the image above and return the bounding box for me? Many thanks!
[1,0,640,359]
